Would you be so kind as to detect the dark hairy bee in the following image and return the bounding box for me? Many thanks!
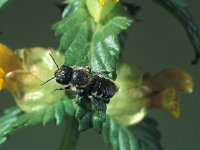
[42,54,118,104]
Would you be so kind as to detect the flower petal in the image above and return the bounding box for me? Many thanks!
[151,88,180,118]
[2,47,65,112]
[5,70,65,112]
[16,47,64,81]
[99,0,105,5]
[0,68,6,90]
[107,63,151,126]
[112,0,119,3]
[99,0,120,6]
[0,43,22,73]
[87,0,118,22]
[146,68,194,93]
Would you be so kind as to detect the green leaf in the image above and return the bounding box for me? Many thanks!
[53,7,92,67]
[131,118,163,150]
[0,98,74,145]
[61,0,82,18]
[153,0,200,64]
[74,100,106,133]
[0,0,13,11]
[53,0,132,76]
[53,0,132,133]
[103,117,163,150]
[59,116,80,150]
[90,16,132,77]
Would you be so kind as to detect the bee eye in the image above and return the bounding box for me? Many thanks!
[55,66,73,85]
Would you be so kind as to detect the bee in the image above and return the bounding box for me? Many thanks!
[42,54,118,104]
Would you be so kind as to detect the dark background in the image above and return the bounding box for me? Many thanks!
[0,0,199,149]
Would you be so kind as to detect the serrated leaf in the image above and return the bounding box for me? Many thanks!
[61,0,82,18]
[74,100,106,133]
[53,1,132,76]
[90,16,132,78]
[42,105,54,125]
[53,8,92,67]
[131,118,163,150]
[0,0,13,11]
[153,0,200,64]
[0,98,75,145]
[54,101,65,125]
[103,117,163,150]
[63,97,74,116]
[59,115,80,150]
[53,0,132,132]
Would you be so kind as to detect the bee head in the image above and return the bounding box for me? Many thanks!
[41,54,73,86]
[54,65,73,85]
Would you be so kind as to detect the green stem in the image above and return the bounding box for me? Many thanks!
[59,116,80,150]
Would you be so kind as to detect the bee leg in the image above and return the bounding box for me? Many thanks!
[85,66,92,72]
[93,70,113,76]
[52,86,71,93]
[88,95,98,109]
[104,99,110,104]
[100,70,111,74]
[75,96,84,104]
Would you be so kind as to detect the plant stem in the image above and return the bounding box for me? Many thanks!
[153,0,200,64]
[59,116,80,150]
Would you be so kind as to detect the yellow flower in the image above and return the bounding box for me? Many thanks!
[0,45,65,112]
[146,68,194,93]
[0,44,22,90]
[146,68,194,118]
[150,88,180,118]
[99,0,119,6]
[107,64,194,126]
[107,64,152,126]
[87,0,119,22]
[0,68,6,90]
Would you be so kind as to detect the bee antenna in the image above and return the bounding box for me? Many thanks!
[41,76,56,86]
[49,53,59,69]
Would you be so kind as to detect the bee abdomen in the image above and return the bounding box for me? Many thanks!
[90,77,118,101]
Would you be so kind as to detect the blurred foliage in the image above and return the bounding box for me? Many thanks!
[0,0,12,11]
[103,117,163,150]
[0,98,74,145]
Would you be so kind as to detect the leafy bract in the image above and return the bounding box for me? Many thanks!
[90,16,132,78]
[0,98,74,145]
[61,0,82,18]
[53,0,132,77]
[53,8,92,67]
[53,0,132,132]
[4,47,66,112]
[131,118,163,150]
[74,100,106,133]
[103,117,163,150]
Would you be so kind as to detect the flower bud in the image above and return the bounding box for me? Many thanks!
[86,0,118,22]
[107,63,151,126]
[146,68,194,93]
[5,47,65,112]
